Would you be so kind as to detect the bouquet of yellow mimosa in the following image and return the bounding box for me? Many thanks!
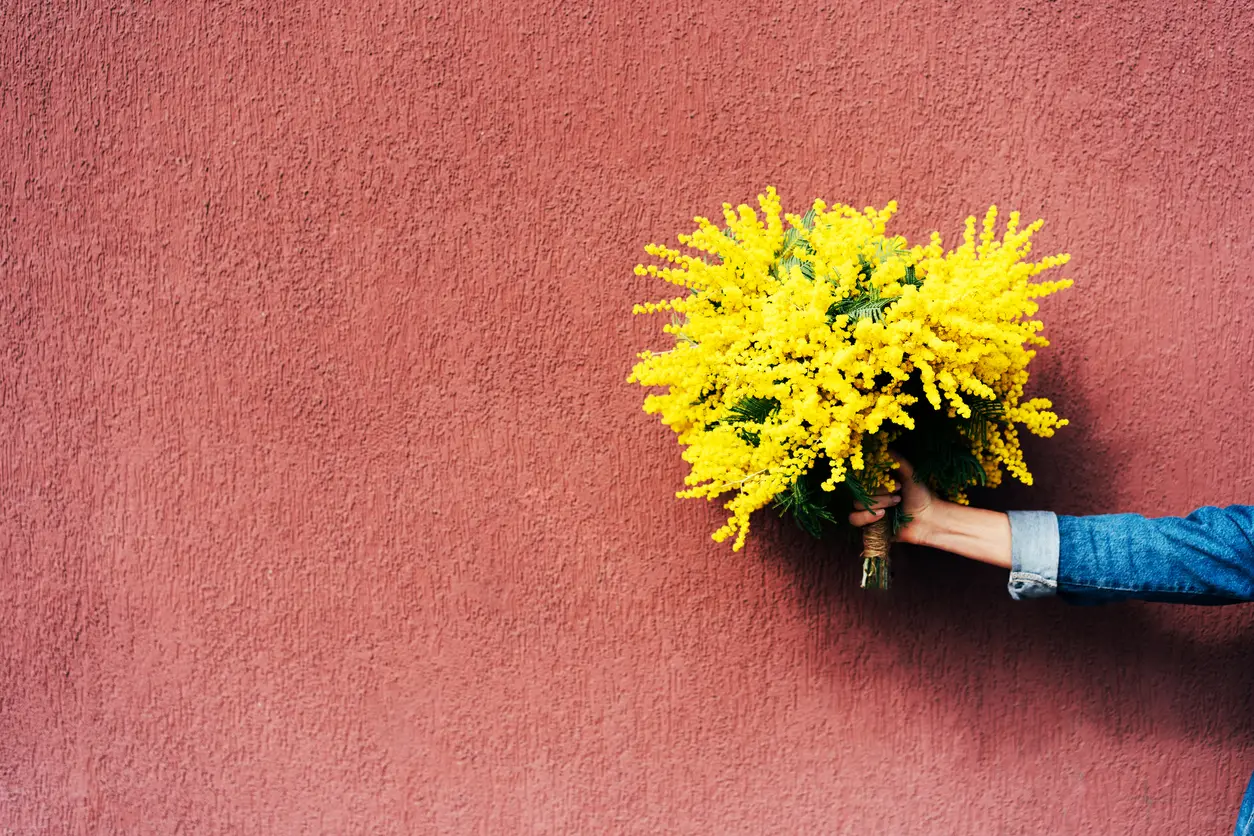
[628,188,1071,588]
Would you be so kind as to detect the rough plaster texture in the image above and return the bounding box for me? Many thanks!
[3,1,1254,833]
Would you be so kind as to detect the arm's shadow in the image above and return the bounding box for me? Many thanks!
[762,384,1254,748]
[772,524,1254,748]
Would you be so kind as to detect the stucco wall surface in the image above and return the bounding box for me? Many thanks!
[3,1,1254,833]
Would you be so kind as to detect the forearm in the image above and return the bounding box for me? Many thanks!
[903,501,1012,569]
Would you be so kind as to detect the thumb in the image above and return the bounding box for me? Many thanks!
[887,450,928,500]
[887,449,915,484]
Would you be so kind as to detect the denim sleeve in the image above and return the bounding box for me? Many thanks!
[1056,505,1254,604]
[1007,510,1060,600]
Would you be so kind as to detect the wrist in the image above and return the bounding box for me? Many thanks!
[897,499,949,549]
[896,499,941,548]
[901,500,1012,569]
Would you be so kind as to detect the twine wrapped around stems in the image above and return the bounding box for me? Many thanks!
[861,517,891,590]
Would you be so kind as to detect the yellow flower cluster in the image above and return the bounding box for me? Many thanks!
[628,187,1072,550]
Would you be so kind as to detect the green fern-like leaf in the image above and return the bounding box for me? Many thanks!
[889,373,999,501]
[669,313,697,345]
[911,437,988,496]
[710,396,782,447]
[828,289,893,324]
[781,227,802,255]
[774,476,838,538]
[727,396,780,425]
[779,254,812,280]
[844,474,876,513]
[966,397,1003,420]
[874,235,909,264]
[890,506,913,536]
[857,254,875,283]
[955,397,1003,444]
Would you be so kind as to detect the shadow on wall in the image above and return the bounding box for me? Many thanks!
[781,533,1254,747]
[766,373,1254,750]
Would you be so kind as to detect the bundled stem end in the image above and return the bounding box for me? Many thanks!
[860,517,892,590]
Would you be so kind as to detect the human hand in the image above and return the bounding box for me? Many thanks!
[847,454,938,545]
[846,453,1013,568]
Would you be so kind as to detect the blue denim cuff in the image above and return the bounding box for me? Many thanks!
[1006,510,1060,600]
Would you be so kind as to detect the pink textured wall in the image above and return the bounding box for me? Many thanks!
[4,1,1254,832]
